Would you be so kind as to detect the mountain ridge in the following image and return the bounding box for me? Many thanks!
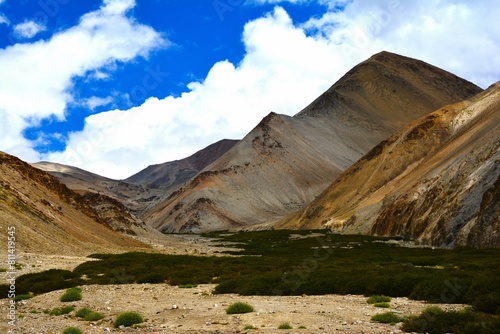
[277,82,500,248]
[144,51,483,233]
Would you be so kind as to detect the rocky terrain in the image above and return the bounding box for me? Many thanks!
[277,82,500,248]
[0,238,467,334]
[0,151,146,255]
[33,139,237,217]
[144,51,482,233]
[2,283,465,334]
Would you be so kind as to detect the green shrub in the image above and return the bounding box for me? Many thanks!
[226,302,254,314]
[114,311,144,327]
[473,293,500,314]
[76,307,104,321]
[14,294,33,302]
[367,295,391,304]
[60,287,82,302]
[278,322,293,329]
[244,324,255,330]
[137,273,164,284]
[374,302,391,308]
[422,306,445,316]
[61,327,83,334]
[371,312,403,324]
[298,325,307,329]
[75,307,92,318]
[0,268,7,272]
[50,306,74,316]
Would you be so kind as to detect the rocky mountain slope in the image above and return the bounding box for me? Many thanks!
[33,139,237,216]
[145,51,482,233]
[277,82,500,248]
[0,152,147,255]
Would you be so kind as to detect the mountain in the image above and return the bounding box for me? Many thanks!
[0,151,147,255]
[33,139,238,216]
[144,51,482,233]
[277,82,500,248]
[125,139,238,189]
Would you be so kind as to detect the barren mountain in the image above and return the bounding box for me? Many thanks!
[277,82,500,248]
[145,51,482,233]
[0,152,147,255]
[33,139,237,216]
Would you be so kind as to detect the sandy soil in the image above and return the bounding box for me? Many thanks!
[1,234,466,334]
[2,283,465,334]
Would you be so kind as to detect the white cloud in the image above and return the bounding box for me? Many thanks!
[0,13,8,25]
[3,0,500,179]
[0,0,166,161]
[14,20,46,38]
[250,0,309,4]
[46,0,500,179]
[84,96,114,110]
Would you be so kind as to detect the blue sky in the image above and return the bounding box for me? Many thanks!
[1,0,499,178]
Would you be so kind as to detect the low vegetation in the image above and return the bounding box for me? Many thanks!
[278,322,293,329]
[367,295,391,304]
[61,327,83,334]
[75,307,104,321]
[226,302,254,314]
[60,287,82,302]
[402,306,500,333]
[374,302,391,308]
[14,294,33,302]
[50,306,74,316]
[114,311,144,327]
[371,312,404,324]
[0,230,499,330]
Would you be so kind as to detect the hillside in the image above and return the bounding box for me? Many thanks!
[144,51,482,233]
[0,152,147,255]
[277,82,500,248]
[33,139,238,216]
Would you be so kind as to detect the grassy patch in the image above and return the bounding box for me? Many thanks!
[367,295,391,304]
[62,327,83,334]
[0,268,7,272]
[50,306,74,316]
[76,307,104,321]
[374,302,391,308]
[60,287,82,302]
[114,311,144,327]
[14,294,33,302]
[402,307,500,334]
[244,324,255,330]
[371,312,404,324]
[226,302,254,314]
[278,322,293,329]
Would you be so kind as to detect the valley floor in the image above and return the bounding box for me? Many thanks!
[0,233,469,333]
[2,283,464,333]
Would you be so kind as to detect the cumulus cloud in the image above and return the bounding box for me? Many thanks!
[3,0,500,179]
[14,20,46,38]
[0,0,166,160]
[45,0,500,179]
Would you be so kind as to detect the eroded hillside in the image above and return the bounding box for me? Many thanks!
[278,82,500,248]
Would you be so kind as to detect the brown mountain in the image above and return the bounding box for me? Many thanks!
[0,151,147,255]
[277,82,500,248]
[33,139,238,217]
[144,51,482,233]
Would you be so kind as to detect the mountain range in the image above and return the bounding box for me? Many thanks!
[2,51,497,250]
